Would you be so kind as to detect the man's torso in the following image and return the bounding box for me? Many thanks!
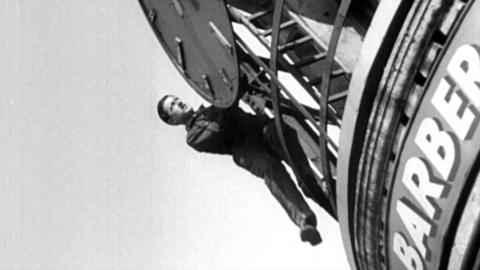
[185,105,267,155]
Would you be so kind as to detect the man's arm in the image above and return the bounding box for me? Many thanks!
[186,107,234,154]
[186,119,221,153]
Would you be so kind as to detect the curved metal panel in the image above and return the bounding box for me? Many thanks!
[139,0,240,108]
[336,1,413,269]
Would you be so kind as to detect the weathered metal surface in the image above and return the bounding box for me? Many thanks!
[354,0,453,268]
[138,0,239,108]
[336,1,414,269]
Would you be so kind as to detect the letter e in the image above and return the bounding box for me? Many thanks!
[432,78,475,140]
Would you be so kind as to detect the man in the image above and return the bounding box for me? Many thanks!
[157,94,327,245]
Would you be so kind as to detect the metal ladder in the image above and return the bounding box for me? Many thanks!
[228,1,353,217]
[228,4,351,126]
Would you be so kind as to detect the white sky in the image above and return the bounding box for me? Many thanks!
[0,1,349,269]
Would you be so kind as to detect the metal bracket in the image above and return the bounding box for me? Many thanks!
[175,37,186,73]
[209,21,233,53]
[171,0,184,18]
[219,68,233,91]
[202,74,215,99]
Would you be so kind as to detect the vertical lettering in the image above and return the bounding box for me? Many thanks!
[432,78,476,140]
[402,157,444,218]
[415,118,455,180]
[447,44,480,109]
[397,200,432,258]
[393,232,424,270]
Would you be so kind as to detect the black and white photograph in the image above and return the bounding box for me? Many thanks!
[1,0,479,269]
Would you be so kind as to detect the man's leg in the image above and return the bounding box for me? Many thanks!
[232,141,321,245]
[262,122,336,218]
[262,160,322,245]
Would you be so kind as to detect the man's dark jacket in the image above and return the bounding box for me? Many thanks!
[185,105,267,155]
[183,104,335,223]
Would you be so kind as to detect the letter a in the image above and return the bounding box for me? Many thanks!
[402,157,444,218]
[397,200,432,258]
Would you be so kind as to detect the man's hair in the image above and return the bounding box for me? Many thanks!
[157,95,174,124]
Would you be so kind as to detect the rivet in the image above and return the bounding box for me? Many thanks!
[148,9,156,23]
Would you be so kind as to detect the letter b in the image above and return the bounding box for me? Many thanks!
[393,233,424,270]
[415,118,455,180]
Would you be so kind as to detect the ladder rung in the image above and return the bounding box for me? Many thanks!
[253,69,267,82]
[328,90,348,103]
[248,9,274,21]
[278,35,313,53]
[331,69,346,78]
[307,69,346,85]
[261,19,297,36]
[292,52,327,68]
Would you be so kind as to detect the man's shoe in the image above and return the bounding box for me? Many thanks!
[300,224,322,246]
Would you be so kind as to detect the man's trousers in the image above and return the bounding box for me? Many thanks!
[231,120,327,228]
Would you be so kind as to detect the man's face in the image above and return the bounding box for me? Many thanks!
[162,96,194,125]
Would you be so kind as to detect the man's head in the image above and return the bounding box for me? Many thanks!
[157,95,195,125]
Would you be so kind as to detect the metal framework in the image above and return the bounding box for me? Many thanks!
[228,0,353,217]
[138,1,480,269]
